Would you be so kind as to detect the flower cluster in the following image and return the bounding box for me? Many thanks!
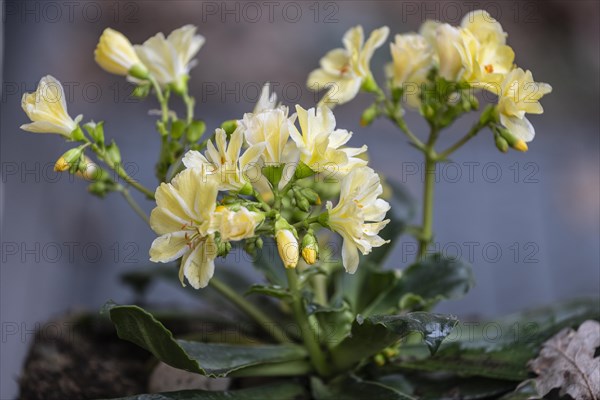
[309,10,552,151]
[152,85,389,288]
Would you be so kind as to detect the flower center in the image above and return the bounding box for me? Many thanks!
[484,64,494,74]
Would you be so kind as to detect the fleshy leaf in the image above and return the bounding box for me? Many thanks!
[330,312,458,372]
[363,254,474,316]
[107,382,307,400]
[393,299,600,381]
[103,302,307,377]
[311,375,416,400]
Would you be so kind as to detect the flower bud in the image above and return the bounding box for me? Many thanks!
[54,147,84,172]
[498,127,528,152]
[301,188,321,205]
[275,218,299,269]
[104,141,121,166]
[220,120,238,137]
[301,232,319,265]
[360,105,378,127]
[84,121,105,146]
[186,120,206,143]
[494,134,509,153]
[95,28,148,78]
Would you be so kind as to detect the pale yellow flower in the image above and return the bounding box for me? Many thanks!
[326,167,390,273]
[95,28,148,78]
[149,169,219,289]
[276,229,299,269]
[182,128,265,193]
[21,75,82,137]
[135,25,205,90]
[307,26,389,106]
[253,83,279,114]
[213,205,264,242]
[457,10,515,90]
[289,105,367,176]
[241,106,298,165]
[497,68,552,143]
[388,33,433,88]
[420,21,464,82]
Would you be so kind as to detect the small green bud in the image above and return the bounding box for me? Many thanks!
[55,147,84,172]
[88,181,110,197]
[494,134,509,153]
[84,121,105,146]
[132,82,151,99]
[186,120,206,143]
[498,127,528,152]
[301,232,319,265]
[374,354,386,367]
[360,105,378,126]
[301,188,321,205]
[296,196,311,212]
[255,237,263,249]
[104,141,121,166]
[170,120,186,140]
[220,120,238,136]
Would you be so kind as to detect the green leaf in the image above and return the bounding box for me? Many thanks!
[376,373,516,400]
[103,302,307,377]
[311,375,416,400]
[107,382,307,400]
[393,299,600,381]
[363,254,474,316]
[245,284,290,300]
[330,312,458,372]
[333,265,398,315]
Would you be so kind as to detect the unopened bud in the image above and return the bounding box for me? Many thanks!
[220,120,238,136]
[54,147,84,172]
[495,134,509,153]
[498,127,528,152]
[301,232,319,265]
[360,105,378,126]
[186,120,206,143]
[301,188,321,205]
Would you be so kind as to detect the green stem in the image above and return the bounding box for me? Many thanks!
[418,153,436,259]
[182,90,195,125]
[209,276,288,344]
[293,215,321,229]
[437,121,486,160]
[149,76,169,126]
[286,269,330,376]
[417,127,439,259]
[253,190,272,212]
[118,186,150,225]
[113,164,155,199]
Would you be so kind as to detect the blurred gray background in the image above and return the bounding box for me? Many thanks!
[1,0,599,398]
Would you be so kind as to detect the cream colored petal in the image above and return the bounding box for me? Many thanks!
[320,48,350,75]
[343,26,364,54]
[182,150,210,170]
[149,206,188,235]
[358,26,390,76]
[500,114,535,142]
[341,235,360,274]
[149,231,189,263]
[183,237,217,289]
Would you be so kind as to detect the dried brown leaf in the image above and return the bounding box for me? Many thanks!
[528,319,600,400]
